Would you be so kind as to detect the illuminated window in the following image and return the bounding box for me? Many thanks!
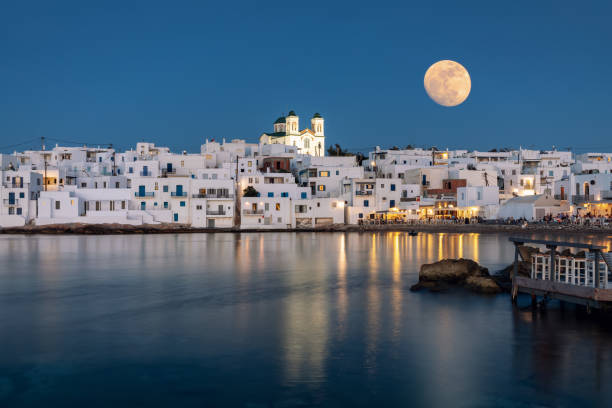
[319,171,329,177]
[318,185,325,191]
[276,203,280,211]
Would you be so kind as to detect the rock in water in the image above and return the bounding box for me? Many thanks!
[411,258,501,294]
[465,276,502,294]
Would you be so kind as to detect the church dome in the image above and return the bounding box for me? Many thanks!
[312,112,322,118]
[287,110,297,117]
[274,117,286,124]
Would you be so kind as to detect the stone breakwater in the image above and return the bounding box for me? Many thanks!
[1,223,611,235]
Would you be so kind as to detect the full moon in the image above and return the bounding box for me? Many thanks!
[424,60,471,107]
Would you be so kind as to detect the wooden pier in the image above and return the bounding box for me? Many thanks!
[510,237,612,310]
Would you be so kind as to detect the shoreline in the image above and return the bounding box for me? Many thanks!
[1,223,611,237]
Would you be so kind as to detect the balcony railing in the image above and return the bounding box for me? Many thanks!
[135,192,154,197]
[206,210,227,216]
[3,199,19,205]
[356,191,373,196]
[400,197,418,202]
[11,183,24,188]
[171,192,187,197]
[192,193,233,199]
[243,209,264,215]
[139,171,154,176]
[572,195,595,205]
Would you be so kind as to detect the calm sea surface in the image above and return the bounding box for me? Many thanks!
[1,232,612,407]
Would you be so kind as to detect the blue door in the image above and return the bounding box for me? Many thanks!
[390,199,395,208]
[167,163,173,172]
[138,185,145,197]
[422,175,427,186]
[173,213,178,222]
[8,192,15,205]
[143,165,148,176]
[176,185,183,196]
[140,202,146,210]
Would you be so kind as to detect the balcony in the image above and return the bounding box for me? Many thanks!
[171,192,187,197]
[192,193,233,199]
[161,169,177,177]
[400,197,418,202]
[3,199,19,205]
[572,195,595,205]
[134,192,155,198]
[139,171,152,177]
[11,183,24,188]
[206,209,227,216]
[243,209,264,215]
[356,191,373,196]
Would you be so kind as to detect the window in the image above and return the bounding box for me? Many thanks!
[19,192,24,198]
[390,199,395,207]
[163,185,168,192]
[301,192,307,199]
[129,167,133,173]
[275,203,280,211]
[248,161,252,167]
[196,205,202,210]
[512,170,516,175]
[319,171,329,177]
[55,201,61,210]
[268,192,274,197]
[336,170,339,175]
[364,200,369,207]
[110,201,115,211]
[317,202,320,207]
[390,184,396,191]
[16,208,22,215]
[180,201,186,207]
[96,201,101,211]
[163,202,168,209]
[155,182,158,190]
[281,192,289,197]
[461,193,465,200]
[122,201,126,209]
[317,185,325,191]
[115,182,120,188]
[501,170,505,175]
[549,171,554,177]
[358,213,363,219]
[477,191,482,200]
[265,203,270,211]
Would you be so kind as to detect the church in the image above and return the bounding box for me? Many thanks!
[259,111,325,156]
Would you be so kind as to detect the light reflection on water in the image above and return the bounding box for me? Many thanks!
[0,231,611,407]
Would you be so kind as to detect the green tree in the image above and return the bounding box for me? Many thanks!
[243,186,259,197]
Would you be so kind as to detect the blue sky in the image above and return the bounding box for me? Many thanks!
[1,0,611,153]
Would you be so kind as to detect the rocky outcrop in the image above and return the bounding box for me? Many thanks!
[411,259,501,294]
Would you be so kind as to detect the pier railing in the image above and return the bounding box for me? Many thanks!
[509,237,612,309]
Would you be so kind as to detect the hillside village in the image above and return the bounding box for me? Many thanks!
[1,111,611,229]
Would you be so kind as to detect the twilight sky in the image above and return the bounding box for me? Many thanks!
[1,0,611,154]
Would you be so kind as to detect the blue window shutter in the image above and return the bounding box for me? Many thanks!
[268,192,274,197]
[301,192,307,199]
[364,200,369,207]
[180,201,185,207]
[391,184,396,191]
